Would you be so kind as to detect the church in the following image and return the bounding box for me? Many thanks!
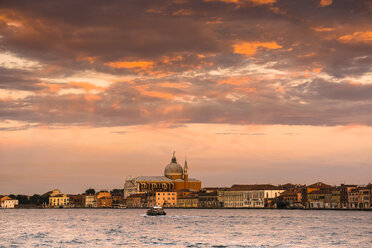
[124,152,202,199]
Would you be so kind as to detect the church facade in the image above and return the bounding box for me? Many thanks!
[124,152,202,199]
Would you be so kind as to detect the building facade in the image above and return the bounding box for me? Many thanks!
[358,186,371,209]
[48,189,69,208]
[177,192,199,208]
[219,185,285,208]
[0,197,19,209]
[84,195,97,208]
[156,192,177,207]
[97,191,112,208]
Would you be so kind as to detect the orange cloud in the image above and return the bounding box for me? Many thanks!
[133,85,174,100]
[172,9,193,16]
[77,56,97,64]
[233,41,282,56]
[142,91,174,99]
[0,13,22,27]
[234,86,257,93]
[105,61,154,69]
[205,0,276,5]
[218,77,251,86]
[84,94,102,101]
[156,82,191,89]
[312,67,323,73]
[338,31,372,44]
[311,26,334,32]
[68,82,103,91]
[37,82,104,94]
[163,104,183,114]
[320,0,332,7]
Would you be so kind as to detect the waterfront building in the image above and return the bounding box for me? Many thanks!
[219,185,285,208]
[279,189,304,208]
[146,192,156,207]
[125,193,143,208]
[0,196,19,209]
[307,188,340,209]
[303,182,332,206]
[329,188,341,208]
[96,191,112,208]
[340,184,357,208]
[198,191,221,208]
[358,185,371,209]
[69,194,85,208]
[348,188,359,208]
[177,192,199,208]
[112,192,124,208]
[124,152,201,199]
[307,189,329,208]
[156,192,177,207]
[84,195,97,208]
[48,189,69,208]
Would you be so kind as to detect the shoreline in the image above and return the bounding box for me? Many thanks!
[4,207,372,211]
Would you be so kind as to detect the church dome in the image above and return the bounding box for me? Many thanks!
[164,152,183,179]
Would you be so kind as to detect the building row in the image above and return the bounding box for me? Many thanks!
[46,189,124,208]
[124,182,372,210]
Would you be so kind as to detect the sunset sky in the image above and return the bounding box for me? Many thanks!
[1,0,372,194]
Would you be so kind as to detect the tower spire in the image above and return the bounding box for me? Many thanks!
[184,158,189,188]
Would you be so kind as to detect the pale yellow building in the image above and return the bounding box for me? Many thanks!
[0,196,19,209]
[156,192,177,207]
[49,189,69,208]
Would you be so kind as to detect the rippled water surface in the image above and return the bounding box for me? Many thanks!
[0,209,371,247]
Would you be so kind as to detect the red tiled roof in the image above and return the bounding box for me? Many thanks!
[307,182,332,189]
[228,184,280,191]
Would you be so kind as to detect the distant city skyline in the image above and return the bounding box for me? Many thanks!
[1,0,372,194]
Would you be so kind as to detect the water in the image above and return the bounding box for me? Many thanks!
[0,209,371,247]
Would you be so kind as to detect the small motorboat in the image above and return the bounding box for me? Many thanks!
[146,205,166,216]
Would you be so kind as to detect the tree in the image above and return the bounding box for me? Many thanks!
[85,188,96,195]
[110,189,123,194]
[15,195,29,204]
[30,194,43,205]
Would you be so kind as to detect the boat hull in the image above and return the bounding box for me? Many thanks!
[146,211,166,216]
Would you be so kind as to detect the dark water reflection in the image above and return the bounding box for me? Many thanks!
[0,209,371,247]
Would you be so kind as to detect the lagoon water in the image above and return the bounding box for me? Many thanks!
[0,209,371,247]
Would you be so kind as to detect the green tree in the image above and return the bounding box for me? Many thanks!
[30,194,43,205]
[110,189,123,194]
[15,195,29,204]
[85,188,96,195]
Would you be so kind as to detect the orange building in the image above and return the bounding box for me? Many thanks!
[156,192,177,207]
[124,152,201,199]
[96,191,112,208]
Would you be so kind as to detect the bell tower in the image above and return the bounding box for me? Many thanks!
[184,159,189,189]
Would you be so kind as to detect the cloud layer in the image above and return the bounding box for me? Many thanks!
[1,0,372,128]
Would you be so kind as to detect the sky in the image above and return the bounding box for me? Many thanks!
[0,0,372,194]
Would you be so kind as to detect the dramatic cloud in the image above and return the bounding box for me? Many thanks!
[0,0,371,128]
